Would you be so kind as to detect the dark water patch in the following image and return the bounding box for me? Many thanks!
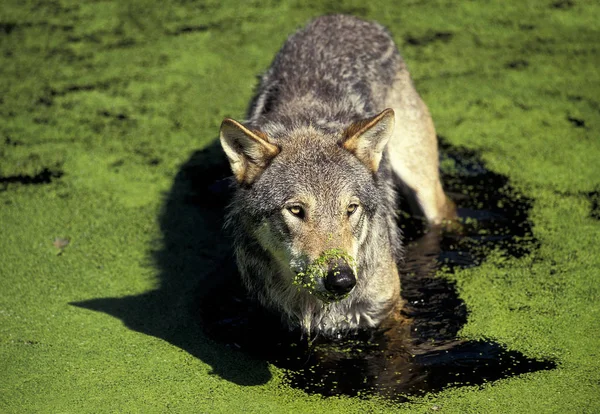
[0,167,63,188]
[57,84,98,94]
[33,116,49,124]
[100,110,129,120]
[505,59,529,70]
[104,38,137,50]
[167,22,223,36]
[66,34,101,44]
[36,82,112,107]
[586,190,600,220]
[171,25,210,35]
[110,159,125,168]
[49,81,112,98]
[132,146,163,167]
[515,101,531,111]
[519,24,536,31]
[0,22,19,35]
[0,21,74,36]
[5,137,23,146]
[441,138,538,258]
[567,115,586,128]
[37,96,53,106]
[551,0,575,9]
[73,138,554,400]
[405,31,453,47]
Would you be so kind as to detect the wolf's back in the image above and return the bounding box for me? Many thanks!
[248,15,404,125]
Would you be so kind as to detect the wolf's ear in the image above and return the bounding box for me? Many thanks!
[341,108,395,173]
[220,118,280,185]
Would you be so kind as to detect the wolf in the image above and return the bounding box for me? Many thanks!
[219,15,456,336]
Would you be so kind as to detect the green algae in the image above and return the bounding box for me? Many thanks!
[1,0,599,413]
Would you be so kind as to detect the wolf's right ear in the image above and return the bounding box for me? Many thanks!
[220,118,280,185]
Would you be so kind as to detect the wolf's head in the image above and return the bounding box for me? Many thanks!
[220,109,395,307]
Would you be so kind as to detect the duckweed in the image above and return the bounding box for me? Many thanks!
[292,248,357,303]
[1,0,599,412]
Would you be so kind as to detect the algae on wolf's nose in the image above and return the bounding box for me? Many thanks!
[292,248,357,303]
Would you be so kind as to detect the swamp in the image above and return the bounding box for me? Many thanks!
[1,0,599,412]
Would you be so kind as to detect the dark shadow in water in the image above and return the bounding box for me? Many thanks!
[72,137,555,399]
[72,141,273,386]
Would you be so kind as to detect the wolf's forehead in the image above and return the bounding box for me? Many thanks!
[268,147,370,197]
[277,142,359,177]
[274,129,351,164]
[252,125,376,200]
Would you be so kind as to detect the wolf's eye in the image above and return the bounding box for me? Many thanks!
[287,205,305,219]
[347,203,359,216]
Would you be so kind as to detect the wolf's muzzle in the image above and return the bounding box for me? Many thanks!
[324,260,356,297]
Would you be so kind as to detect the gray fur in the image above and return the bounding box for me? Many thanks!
[220,15,454,336]
[247,15,402,133]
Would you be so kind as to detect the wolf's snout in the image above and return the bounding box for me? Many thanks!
[324,262,356,296]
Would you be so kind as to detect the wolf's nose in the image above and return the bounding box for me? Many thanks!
[324,266,356,296]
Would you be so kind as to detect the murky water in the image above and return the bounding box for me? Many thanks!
[197,140,555,401]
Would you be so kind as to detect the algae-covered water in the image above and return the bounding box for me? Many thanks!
[1,1,599,412]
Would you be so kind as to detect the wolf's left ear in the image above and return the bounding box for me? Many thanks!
[220,118,280,185]
[341,108,395,173]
